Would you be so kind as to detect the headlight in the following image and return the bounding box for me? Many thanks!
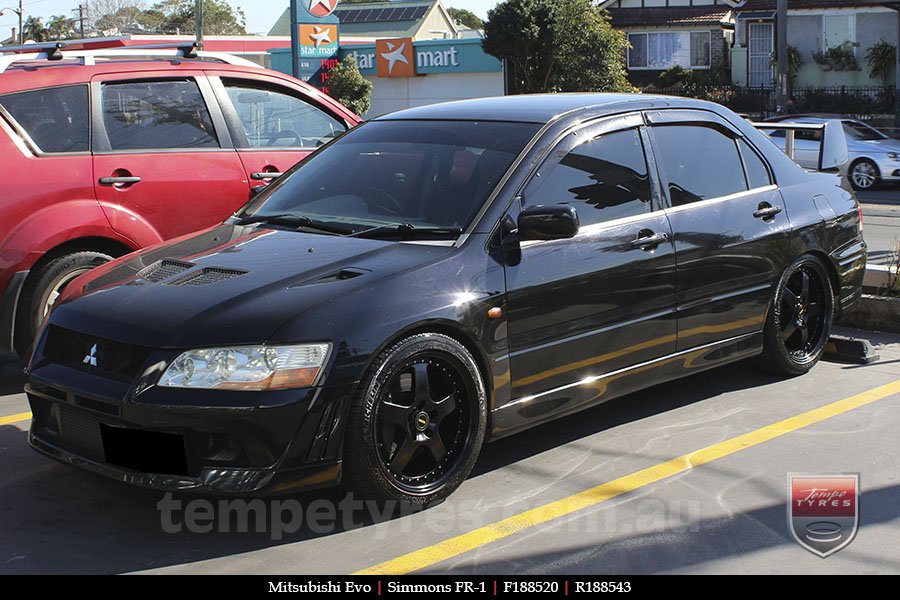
[888,152,900,161]
[158,343,331,390]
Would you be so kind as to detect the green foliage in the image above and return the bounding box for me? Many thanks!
[91,0,246,35]
[46,15,76,40]
[658,65,692,88]
[23,16,48,42]
[327,55,372,116]
[813,42,860,72]
[865,40,896,86]
[483,0,632,94]
[769,45,804,89]
[448,8,483,30]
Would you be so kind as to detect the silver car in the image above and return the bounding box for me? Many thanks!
[765,117,900,190]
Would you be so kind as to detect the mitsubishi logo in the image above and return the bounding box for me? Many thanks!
[83,343,98,367]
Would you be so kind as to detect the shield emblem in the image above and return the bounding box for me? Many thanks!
[788,473,859,557]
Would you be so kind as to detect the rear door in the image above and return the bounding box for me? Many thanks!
[91,72,249,240]
[646,110,792,350]
[208,73,350,193]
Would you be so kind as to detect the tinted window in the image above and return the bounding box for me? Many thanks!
[224,80,346,149]
[101,80,218,150]
[738,139,771,189]
[653,125,746,206]
[525,129,651,227]
[0,85,89,152]
[244,120,539,231]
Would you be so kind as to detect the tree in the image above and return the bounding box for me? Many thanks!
[866,40,896,86]
[46,15,76,40]
[22,16,50,42]
[483,0,633,94]
[151,0,247,35]
[88,0,148,33]
[550,0,632,93]
[482,0,556,94]
[448,8,483,30]
[328,55,372,116]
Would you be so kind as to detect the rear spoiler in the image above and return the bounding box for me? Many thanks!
[751,120,849,172]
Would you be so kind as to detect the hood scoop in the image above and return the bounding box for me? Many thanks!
[168,267,248,286]
[138,259,195,283]
[290,268,369,288]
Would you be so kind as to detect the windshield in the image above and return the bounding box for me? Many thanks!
[239,119,540,236]
[842,120,887,141]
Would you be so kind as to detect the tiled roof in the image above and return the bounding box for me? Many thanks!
[607,6,733,28]
[735,0,894,10]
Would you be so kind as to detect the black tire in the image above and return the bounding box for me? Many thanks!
[342,333,487,507]
[849,158,879,191]
[757,254,834,376]
[14,251,112,357]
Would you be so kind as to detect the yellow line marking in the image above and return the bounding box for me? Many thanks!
[356,378,900,575]
[0,411,31,426]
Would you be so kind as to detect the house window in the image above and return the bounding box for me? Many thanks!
[627,31,712,69]
[823,14,854,50]
[690,31,711,67]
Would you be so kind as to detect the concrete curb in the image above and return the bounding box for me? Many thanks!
[839,293,900,334]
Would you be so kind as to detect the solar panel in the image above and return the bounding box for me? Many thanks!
[334,4,429,23]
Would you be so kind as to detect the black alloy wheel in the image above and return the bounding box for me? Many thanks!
[343,333,487,506]
[758,255,834,376]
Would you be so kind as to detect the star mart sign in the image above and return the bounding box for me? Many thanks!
[343,38,502,78]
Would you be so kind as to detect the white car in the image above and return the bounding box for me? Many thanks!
[765,117,900,190]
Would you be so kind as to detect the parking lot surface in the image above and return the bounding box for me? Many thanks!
[1,326,898,575]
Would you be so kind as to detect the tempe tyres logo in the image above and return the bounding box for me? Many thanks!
[788,473,859,557]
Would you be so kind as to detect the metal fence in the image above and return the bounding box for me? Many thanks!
[641,85,897,123]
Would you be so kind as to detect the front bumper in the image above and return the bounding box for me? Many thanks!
[25,359,353,495]
[871,155,900,182]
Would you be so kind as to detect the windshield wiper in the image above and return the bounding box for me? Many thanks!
[348,223,463,239]
[233,213,353,235]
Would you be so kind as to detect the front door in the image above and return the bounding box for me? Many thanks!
[748,22,774,88]
[503,115,677,424]
[91,73,249,241]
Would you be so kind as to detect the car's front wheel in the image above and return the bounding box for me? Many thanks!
[757,255,834,376]
[15,251,113,357]
[342,333,487,507]
[849,158,879,191]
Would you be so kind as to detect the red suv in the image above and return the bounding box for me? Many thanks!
[0,43,360,356]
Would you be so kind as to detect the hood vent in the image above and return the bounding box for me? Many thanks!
[139,259,194,283]
[168,267,247,286]
[290,268,368,288]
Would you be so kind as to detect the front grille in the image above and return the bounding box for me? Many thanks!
[53,403,104,459]
[138,259,194,282]
[169,267,246,286]
[43,326,151,383]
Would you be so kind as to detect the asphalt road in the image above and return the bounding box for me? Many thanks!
[858,188,900,266]
[1,326,899,574]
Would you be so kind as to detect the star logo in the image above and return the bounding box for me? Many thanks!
[375,38,415,77]
[308,25,332,48]
[307,0,338,18]
[380,41,409,75]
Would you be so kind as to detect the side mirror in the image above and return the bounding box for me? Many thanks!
[820,119,849,172]
[517,204,579,241]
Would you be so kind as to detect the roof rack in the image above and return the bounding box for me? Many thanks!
[0,41,259,73]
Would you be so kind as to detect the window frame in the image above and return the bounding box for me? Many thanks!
[515,113,664,237]
[823,13,856,52]
[210,75,351,152]
[647,120,757,209]
[689,31,712,69]
[0,83,91,157]
[627,30,713,71]
[90,75,233,154]
[736,137,775,190]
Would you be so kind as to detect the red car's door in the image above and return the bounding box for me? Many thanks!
[207,72,355,192]
[91,72,249,241]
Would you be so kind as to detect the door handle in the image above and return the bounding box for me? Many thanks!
[98,176,142,186]
[753,204,783,219]
[631,231,669,249]
[251,172,284,181]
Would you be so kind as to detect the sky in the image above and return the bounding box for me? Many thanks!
[0,0,498,37]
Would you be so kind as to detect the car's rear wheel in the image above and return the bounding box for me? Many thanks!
[757,255,834,376]
[14,251,112,358]
[850,158,879,191]
[343,333,487,507]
